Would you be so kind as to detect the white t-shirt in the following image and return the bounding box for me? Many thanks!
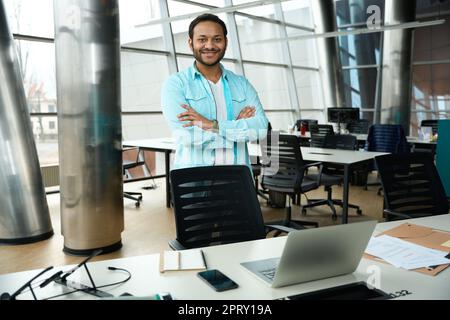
[208,79,234,165]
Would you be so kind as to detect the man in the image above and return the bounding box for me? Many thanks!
[161,13,268,171]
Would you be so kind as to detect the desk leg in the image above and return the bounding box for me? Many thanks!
[342,164,350,224]
[165,151,171,208]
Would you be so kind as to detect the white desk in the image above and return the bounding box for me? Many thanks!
[125,138,387,224]
[353,134,437,146]
[1,215,449,300]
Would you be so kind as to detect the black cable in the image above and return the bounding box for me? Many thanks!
[97,267,132,288]
[42,266,132,300]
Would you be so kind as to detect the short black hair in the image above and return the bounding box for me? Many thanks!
[188,14,228,39]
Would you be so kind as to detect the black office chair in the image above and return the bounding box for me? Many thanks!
[168,165,295,250]
[301,134,362,219]
[346,119,370,134]
[364,124,410,194]
[123,147,145,207]
[309,124,335,148]
[251,155,269,202]
[260,132,320,229]
[375,153,449,221]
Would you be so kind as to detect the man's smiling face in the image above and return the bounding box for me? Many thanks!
[189,20,227,67]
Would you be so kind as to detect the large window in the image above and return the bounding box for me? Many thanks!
[293,69,324,110]
[14,40,58,166]
[8,0,448,183]
[411,2,450,135]
[244,63,291,110]
[235,15,285,64]
[119,0,165,51]
[121,52,170,112]
[335,0,384,125]
[4,0,54,38]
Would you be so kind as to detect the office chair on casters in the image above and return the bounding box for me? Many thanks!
[260,132,320,230]
[346,119,370,134]
[123,147,145,207]
[168,165,295,250]
[309,124,334,148]
[375,153,449,221]
[364,124,410,195]
[301,134,362,220]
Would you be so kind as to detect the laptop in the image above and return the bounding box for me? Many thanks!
[241,220,377,288]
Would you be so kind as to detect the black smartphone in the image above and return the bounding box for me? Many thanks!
[197,269,238,292]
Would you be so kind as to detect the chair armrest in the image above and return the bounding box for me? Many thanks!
[383,209,412,220]
[168,239,186,251]
[265,224,297,234]
[302,162,323,185]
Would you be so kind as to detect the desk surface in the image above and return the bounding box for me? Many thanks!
[124,138,388,165]
[1,215,449,300]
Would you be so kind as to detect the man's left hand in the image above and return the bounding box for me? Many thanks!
[177,104,214,130]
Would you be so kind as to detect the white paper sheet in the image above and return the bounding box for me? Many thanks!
[365,235,450,270]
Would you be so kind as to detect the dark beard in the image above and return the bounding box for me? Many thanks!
[193,49,226,67]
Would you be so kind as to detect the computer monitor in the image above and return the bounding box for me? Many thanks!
[327,108,360,124]
[328,108,360,133]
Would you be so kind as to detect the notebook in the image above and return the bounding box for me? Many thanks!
[159,249,206,273]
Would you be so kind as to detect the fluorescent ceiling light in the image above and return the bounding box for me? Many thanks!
[247,19,446,44]
[135,0,291,27]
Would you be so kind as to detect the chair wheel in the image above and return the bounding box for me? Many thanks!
[357,209,362,215]
[135,202,140,207]
[138,196,143,201]
[301,208,307,215]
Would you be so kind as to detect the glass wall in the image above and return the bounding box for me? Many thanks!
[8,0,448,170]
[411,1,450,135]
[335,0,383,124]
[119,0,164,51]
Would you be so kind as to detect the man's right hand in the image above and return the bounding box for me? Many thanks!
[236,106,256,120]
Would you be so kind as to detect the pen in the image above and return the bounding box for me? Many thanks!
[200,249,208,269]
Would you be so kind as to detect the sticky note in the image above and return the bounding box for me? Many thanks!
[441,240,450,248]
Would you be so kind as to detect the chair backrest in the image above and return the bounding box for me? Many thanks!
[294,119,318,132]
[364,124,410,153]
[323,134,357,151]
[260,133,308,194]
[420,119,439,135]
[170,165,266,249]
[346,119,370,134]
[310,124,335,148]
[375,153,449,220]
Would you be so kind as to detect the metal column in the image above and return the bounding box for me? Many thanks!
[380,0,416,133]
[0,0,53,244]
[54,0,123,255]
[311,0,346,110]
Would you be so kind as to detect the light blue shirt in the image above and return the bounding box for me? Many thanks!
[161,63,269,170]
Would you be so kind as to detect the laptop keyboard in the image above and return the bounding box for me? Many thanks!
[261,268,276,281]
